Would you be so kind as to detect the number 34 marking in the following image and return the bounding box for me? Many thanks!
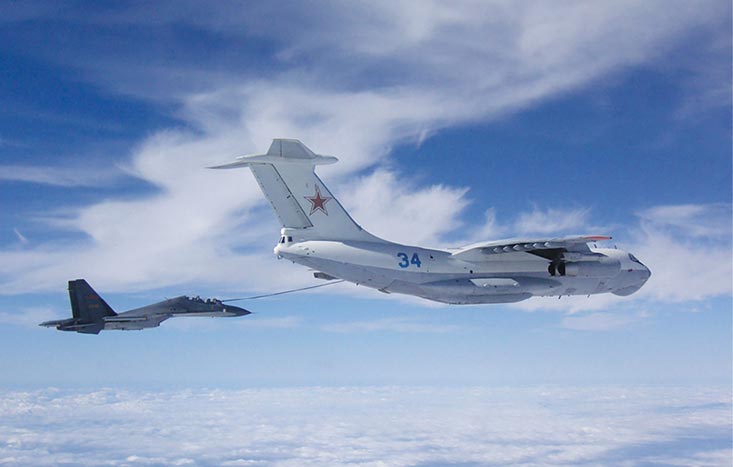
[397,252,422,268]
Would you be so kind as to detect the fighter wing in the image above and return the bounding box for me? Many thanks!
[103,314,169,330]
[450,235,611,261]
[104,315,160,323]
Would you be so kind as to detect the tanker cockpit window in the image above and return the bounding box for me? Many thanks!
[628,253,642,264]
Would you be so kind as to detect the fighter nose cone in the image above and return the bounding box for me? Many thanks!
[224,305,251,317]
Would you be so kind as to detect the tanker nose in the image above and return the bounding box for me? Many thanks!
[612,263,651,297]
[640,264,651,281]
[627,253,651,285]
[631,263,651,288]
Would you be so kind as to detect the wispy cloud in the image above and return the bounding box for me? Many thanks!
[241,316,302,329]
[341,169,469,246]
[513,290,627,314]
[37,0,728,111]
[0,307,61,328]
[322,317,461,334]
[633,203,732,302]
[0,164,123,187]
[512,207,593,236]
[12,228,28,245]
[457,205,606,248]
[637,203,732,238]
[561,310,650,332]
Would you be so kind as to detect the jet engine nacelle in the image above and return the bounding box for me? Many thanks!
[561,260,620,278]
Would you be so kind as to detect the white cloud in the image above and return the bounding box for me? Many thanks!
[0,307,62,328]
[239,316,302,329]
[632,203,732,302]
[0,385,729,466]
[0,1,728,303]
[12,229,28,245]
[57,0,727,111]
[512,206,593,236]
[471,208,506,242]
[341,170,469,246]
[561,310,649,332]
[458,206,605,247]
[0,164,123,187]
[637,203,732,238]
[513,290,627,314]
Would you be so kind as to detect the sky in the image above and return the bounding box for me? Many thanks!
[0,1,731,465]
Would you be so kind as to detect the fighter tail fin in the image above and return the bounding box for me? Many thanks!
[68,279,117,323]
[211,139,380,242]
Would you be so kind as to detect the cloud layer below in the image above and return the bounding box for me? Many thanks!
[0,385,730,466]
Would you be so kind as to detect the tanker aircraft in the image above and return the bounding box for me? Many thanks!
[40,279,250,334]
[212,139,650,305]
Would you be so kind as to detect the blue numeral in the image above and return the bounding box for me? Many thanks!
[397,252,421,268]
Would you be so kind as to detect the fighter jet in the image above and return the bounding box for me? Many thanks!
[211,139,651,305]
[40,279,250,334]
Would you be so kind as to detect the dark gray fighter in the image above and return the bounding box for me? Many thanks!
[40,279,250,334]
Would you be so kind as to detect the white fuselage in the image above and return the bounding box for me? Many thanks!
[274,234,650,304]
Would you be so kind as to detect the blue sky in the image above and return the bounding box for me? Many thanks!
[0,0,730,394]
[0,3,731,465]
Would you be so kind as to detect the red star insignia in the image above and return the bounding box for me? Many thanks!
[304,185,332,215]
